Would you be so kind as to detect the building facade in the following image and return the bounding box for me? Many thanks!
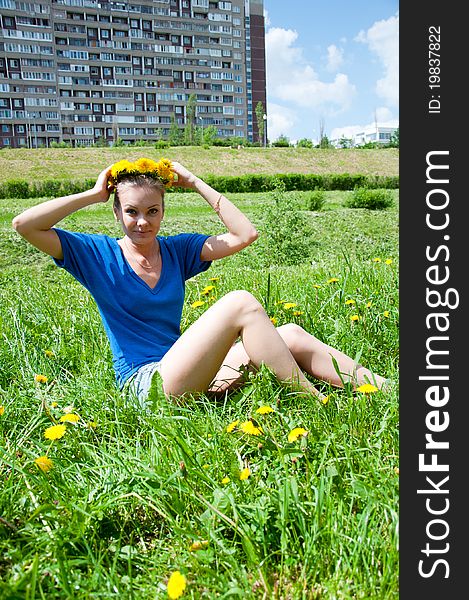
[0,0,266,148]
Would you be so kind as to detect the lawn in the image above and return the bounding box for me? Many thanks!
[0,186,399,599]
[0,147,399,182]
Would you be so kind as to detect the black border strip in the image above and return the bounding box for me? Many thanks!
[400,3,467,597]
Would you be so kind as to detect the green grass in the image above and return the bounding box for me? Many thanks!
[0,189,399,599]
[0,147,399,182]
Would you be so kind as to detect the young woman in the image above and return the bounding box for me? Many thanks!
[12,158,387,405]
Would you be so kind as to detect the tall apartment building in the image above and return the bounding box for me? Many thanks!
[0,0,266,148]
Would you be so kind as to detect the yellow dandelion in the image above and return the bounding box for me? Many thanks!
[345,299,355,305]
[34,374,48,384]
[155,158,174,185]
[239,467,251,480]
[87,421,97,429]
[208,296,216,302]
[321,395,330,405]
[283,302,297,310]
[209,277,220,281]
[226,419,239,433]
[275,300,286,305]
[50,401,58,408]
[383,310,390,318]
[293,311,304,316]
[191,300,205,308]
[202,464,209,469]
[394,466,400,475]
[110,159,135,181]
[255,405,275,415]
[200,289,211,296]
[312,284,321,289]
[44,349,54,358]
[59,413,80,424]
[270,317,278,326]
[166,570,186,599]
[288,427,308,443]
[350,314,359,322]
[327,277,339,284]
[366,301,372,308]
[189,540,209,552]
[373,257,382,263]
[221,476,230,484]
[35,456,53,473]
[44,424,67,441]
[356,383,379,394]
[134,157,158,172]
[385,258,393,265]
[239,420,263,436]
[0,406,4,416]
[202,285,215,293]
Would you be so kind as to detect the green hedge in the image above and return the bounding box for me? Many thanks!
[0,173,399,199]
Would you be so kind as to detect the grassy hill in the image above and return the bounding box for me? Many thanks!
[0,146,398,182]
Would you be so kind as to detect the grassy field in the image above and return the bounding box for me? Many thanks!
[0,147,399,182]
[0,181,399,598]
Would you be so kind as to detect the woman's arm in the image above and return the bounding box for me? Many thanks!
[171,161,258,261]
[12,166,113,260]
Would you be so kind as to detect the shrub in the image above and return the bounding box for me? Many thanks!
[306,190,326,211]
[31,179,62,198]
[257,178,315,266]
[345,187,394,210]
[1,180,30,199]
[154,140,170,149]
[272,135,290,147]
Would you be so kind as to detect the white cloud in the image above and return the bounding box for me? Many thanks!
[263,9,270,27]
[356,13,399,107]
[325,44,344,72]
[266,27,356,113]
[264,102,298,142]
[375,106,393,121]
[330,116,399,141]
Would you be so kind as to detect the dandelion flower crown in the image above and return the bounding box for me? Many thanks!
[109,157,175,188]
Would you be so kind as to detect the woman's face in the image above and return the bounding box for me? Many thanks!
[114,184,164,244]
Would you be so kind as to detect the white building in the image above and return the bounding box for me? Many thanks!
[331,124,398,148]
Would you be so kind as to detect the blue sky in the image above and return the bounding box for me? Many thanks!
[263,0,399,143]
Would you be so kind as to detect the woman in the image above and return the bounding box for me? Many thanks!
[12,158,387,405]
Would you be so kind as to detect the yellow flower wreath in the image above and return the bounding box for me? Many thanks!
[109,157,175,188]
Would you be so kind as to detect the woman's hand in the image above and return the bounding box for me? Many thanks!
[92,165,114,202]
[171,161,198,189]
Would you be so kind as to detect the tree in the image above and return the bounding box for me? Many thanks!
[255,101,266,145]
[338,137,353,149]
[319,135,333,149]
[296,138,313,148]
[203,124,217,146]
[169,114,182,146]
[184,93,197,145]
[389,128,399,148]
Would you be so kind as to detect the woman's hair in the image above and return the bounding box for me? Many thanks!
[113,175,165,210]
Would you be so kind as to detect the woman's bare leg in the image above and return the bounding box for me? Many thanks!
[209,322,387,393]
[158,291,323,398]
[274,324,386,388]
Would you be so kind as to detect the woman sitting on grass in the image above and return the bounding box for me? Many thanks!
[12,158,387,405]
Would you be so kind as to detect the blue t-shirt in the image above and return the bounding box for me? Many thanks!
[52,228,211,387]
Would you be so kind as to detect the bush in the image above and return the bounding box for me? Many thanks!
[306,190,326,211]
[272,135,290,147]
[257,179,315,266]
[345,187,394,210]
[154,140,170,149]
[1,180,30,199]
[0,173,399,199]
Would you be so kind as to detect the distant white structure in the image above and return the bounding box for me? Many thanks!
[331,125,398,148]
